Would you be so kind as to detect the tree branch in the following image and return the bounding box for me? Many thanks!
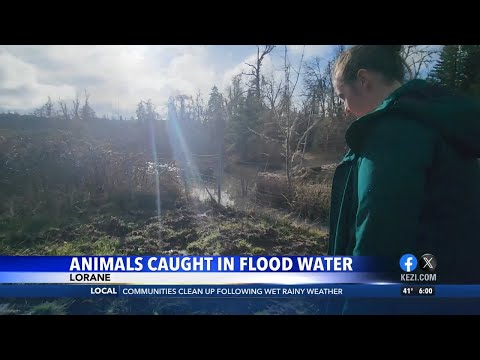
[247,126,282,144]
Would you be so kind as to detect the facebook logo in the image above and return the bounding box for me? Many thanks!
[400,254,418,272]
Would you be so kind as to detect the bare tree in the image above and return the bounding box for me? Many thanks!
[194,91,208,124]
[72,94,80,121]
[243,45,276,103]
[249,46,306,190]
[302,57,332,153]
[33,96,56,118]
[402,45,440,79]
[58,99,70,121]
[303,57,328,118]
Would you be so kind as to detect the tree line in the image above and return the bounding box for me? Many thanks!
[25,45,480,179]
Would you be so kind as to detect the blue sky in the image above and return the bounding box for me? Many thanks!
[0,45,439,119]
[0,45,337,118]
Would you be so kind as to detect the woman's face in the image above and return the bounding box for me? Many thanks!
[333,73,378,117]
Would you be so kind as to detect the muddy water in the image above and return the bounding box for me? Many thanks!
[186,164,330,233]
[187,163,262,208]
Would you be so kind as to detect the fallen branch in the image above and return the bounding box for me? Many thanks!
[204,185,217,203]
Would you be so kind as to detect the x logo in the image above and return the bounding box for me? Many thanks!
[420,254,437,272]
[423,257,434,269]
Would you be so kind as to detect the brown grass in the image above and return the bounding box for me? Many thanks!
[254,171,332,223]
[0,130,184,219]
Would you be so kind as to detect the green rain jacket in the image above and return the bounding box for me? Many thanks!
[327,79,480,284]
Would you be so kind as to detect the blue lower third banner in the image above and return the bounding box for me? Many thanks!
[0,284,478,298]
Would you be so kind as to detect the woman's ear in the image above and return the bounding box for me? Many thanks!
[356,69,370,89]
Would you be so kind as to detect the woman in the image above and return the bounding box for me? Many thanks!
[328,45,480,291]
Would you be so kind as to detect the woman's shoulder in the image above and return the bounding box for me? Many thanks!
[346,110,436,155]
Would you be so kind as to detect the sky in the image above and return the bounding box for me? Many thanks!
[0,45,337,119]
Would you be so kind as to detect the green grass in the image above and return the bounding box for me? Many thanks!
[29,301,70,315]
[47,236,120,255]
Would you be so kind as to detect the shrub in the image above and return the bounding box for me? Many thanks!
[290,180,331,223]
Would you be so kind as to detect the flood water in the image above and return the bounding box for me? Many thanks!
[150,160,329,232]
[187,163,264,208]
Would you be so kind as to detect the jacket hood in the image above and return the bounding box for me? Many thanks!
[345,79,480,158]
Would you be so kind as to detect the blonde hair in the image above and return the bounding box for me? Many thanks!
[334,45,412,84]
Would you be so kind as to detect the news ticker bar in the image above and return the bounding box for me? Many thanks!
[0,284,478,298]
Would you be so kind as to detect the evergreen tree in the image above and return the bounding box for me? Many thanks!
[80,92,96,121]
[136,101,146,123]
[206,86,225,138]
[429,45,462,89]
[460,45,480,96]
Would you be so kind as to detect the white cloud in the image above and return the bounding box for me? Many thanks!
[221,50,288,94]
[287,45,334,58]
[0,49,76,111]
[0,45,218,117]
[222,53,262,91]
[0,45,340,117]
